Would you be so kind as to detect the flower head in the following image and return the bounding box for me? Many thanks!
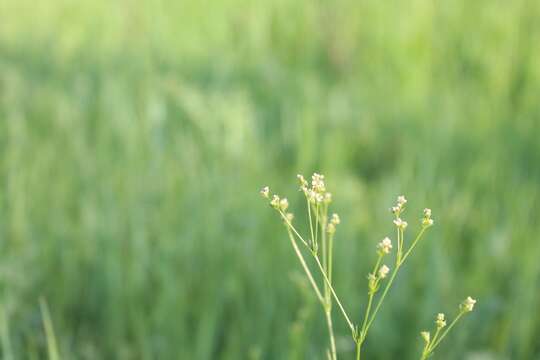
[378,265,390,279]
[270,195,280,209]
[420,331,430,344]
[377,237,393,254]
[331,213,340,225]
[393,218,408,229]
[422,208,434,227]
[461,297,477,312]
[297,174,308,189]
[311,173,326,193]
[391,195,407,215]
[436,313,447,329]
[260,186,270,198]
[279,198,289,211]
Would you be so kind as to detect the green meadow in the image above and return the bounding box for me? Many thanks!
[1,0,539,358]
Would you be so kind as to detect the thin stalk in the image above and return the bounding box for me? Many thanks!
[278,210,309,248]
[366,226,429,332]
[312,255,355,334]
[315,203,320,249]
[325,311,337,360]
[320,205,336,360]
[286,229,324,304]
[307,199,315,248]
[429,327,442,352]
[430,312,465,350]
[401,227,427,264]
[359,255,383,342]
[365,264,400,332]
[321,207,329,303]
[283,215,355,335]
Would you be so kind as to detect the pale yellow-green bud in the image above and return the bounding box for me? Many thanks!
[435,313,447,329]
[270,195,280,209]
[420,331,430,343]
[461,297,477,312]
[378,265,390,279]
[393,218,408,229]
[260,186,270,198]
[279,198,289,211]
[377,237,392,254]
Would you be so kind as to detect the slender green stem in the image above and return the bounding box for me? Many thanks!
[315,203,320,249]
[365,263,400,332]
[396,226,402,265]
[307,199,315,248]
[430,311,465,351]
[359,254,383,341]
[429,327,442,352]
[420,345,429,360]
[282,215,355,334]
[321,207,329,303]
[325,311,337,360]
[278,211,309,247]
[286,229,324,304]
[312,255,355,333]
[401,227,427,264]
[328,232,334,288]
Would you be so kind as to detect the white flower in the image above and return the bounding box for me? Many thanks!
[260,186,270,198]
[311,173,326,193]
[422,208,434,227]
[331,213,341,225]
[279,198,289,211]
[436,313,447,329]
[378,265,390,279]
[393,218,408,229]
[306,189,317,203]
[461,297,477,312]
[297,174,308,187]
[391,206,401,214]
[377,237,393,254]
[420,331,430,343]
[270,195,280,209]
[397,195,407,206]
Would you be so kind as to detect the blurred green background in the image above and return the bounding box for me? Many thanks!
[1,0,540,359]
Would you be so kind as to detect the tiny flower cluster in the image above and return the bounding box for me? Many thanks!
[261,186,294,222]
[391,195,407,215]
[378,264,390,279]
[393,217,408,230]
[435,313,446,329]
[420,297,477,356]
[298,173,332,204]
[422,208,434,227]
[327,213,341,234]
[461,296,477,312]
[377,237,393,255]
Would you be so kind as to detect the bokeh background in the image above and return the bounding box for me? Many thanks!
[1,0,540,359]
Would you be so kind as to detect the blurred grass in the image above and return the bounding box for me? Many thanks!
[1,0,540,359]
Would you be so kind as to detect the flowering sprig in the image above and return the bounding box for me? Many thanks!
[420,297,477,360]
[261,175,475,360]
